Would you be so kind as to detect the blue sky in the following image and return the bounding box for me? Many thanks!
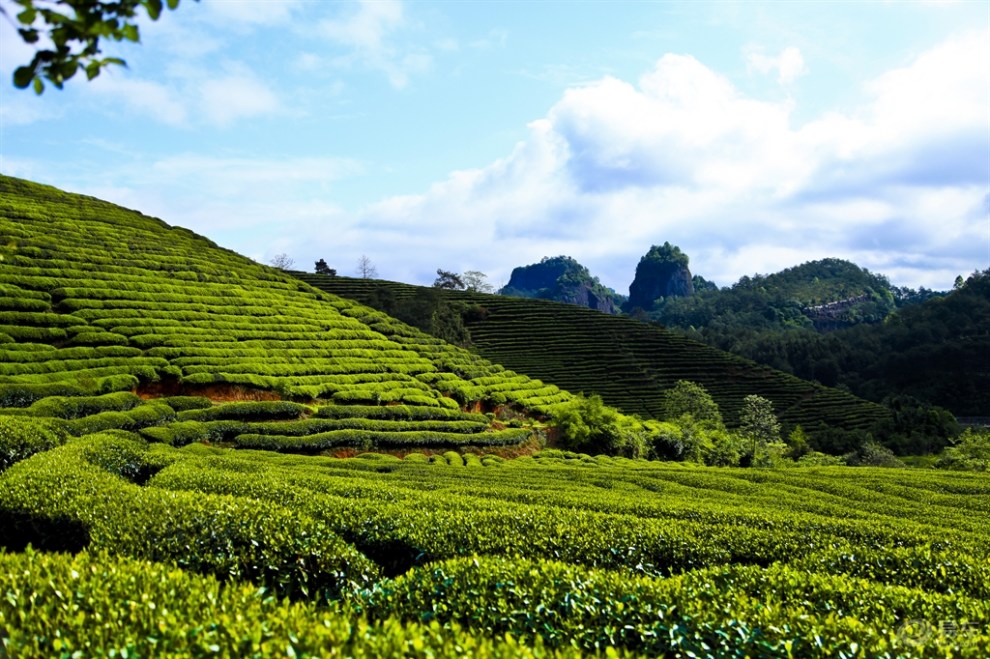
[1,0,988,292]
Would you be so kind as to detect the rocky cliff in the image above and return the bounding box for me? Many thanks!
[500,256,618,314]
[625,243,694,312]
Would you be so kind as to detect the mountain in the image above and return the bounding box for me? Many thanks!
[499,256,619,313]
[296,273,894,453]
[624,242,694,312]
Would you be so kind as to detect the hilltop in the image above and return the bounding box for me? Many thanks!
[651,257,987,419]
[499,255,619,314]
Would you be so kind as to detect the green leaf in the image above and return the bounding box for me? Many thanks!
[16,8,37,25]
[13,66,34,89]
[32,77,44,94]
[18,28,39,44]
[144,0,164,20]
[122,24,139,42]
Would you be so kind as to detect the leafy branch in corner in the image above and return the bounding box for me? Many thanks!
[2,0,194,93]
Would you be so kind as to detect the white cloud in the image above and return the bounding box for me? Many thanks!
[337,31,988,290]
[320,0,404,51]
[201,0,303,26]
[746,46,808,84]
[198,73,280,126]
[316,0,431,88]
[89,74,189,125]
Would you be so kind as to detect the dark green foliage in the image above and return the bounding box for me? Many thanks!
[314,258,336,276]
[433,269,465,290]
[936,428,990,471]
[872,395,960,455]
[654,263,989,417]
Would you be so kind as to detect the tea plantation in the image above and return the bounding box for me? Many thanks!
[0,175,570,455]
[295,274,890,433]
[1,174,988,656]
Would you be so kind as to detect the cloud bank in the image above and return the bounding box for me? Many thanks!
[342,31,988,290]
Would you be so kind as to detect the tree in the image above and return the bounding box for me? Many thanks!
[462,270,494,293]
[356,255,377,279]
[314,259,335,276]
[433,269,465,290]
[269,253,294,270]
[3,0,195,94]
[661,381,723,427]
[552,394,640,456]
[739,394,782,465]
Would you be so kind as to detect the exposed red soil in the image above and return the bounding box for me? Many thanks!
[137,380,284,402]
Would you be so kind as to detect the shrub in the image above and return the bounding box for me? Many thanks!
[0,415,67,471]
[0,548,538,658]
[935,428,990,471]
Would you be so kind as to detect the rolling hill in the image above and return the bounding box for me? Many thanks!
[293,274,891,439]
[0,174,573,454]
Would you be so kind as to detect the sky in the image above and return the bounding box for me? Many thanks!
[1,0,988,293]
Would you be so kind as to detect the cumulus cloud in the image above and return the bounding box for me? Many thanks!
[81,60,282,128]
[341,31,988,290]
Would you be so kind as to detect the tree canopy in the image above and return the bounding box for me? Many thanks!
[3,0,193,93]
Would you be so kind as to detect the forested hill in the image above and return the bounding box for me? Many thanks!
[652,258,904,334]
[655,259,989,416]
[295,273,892,449]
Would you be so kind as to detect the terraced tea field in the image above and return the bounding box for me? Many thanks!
[296,274,890,431]
[0,175,571,454]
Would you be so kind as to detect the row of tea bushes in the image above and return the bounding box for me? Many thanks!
[0,548,555,658]
[0,434,378,600]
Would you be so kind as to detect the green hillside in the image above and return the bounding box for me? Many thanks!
[1,175,989,655]
[294,274,891,440]
[0,175,572,454]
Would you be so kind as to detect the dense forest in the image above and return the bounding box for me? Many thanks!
[648,261,989,418]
